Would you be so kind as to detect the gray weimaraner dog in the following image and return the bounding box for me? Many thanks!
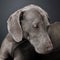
[0,4,53,60]
[48,22,60,52]
[12,22,60,60]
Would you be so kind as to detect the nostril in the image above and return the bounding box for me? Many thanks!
[46,46,50,49]
[46,43,53,51]
[48,40,53,47]
[45,41,53,51]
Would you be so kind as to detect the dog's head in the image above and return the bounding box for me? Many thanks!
[7,4,53,54]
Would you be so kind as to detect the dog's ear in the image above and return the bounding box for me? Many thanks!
[7,10,23,42]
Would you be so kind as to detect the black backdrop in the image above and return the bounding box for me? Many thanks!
[0,0,60,60]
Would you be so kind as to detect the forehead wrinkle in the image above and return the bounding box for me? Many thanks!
[24,9,42,23]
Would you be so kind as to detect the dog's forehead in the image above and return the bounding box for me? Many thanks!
[24,8,40,15]
[23,8,41,21]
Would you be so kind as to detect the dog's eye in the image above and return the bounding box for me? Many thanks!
[33,24,39,29]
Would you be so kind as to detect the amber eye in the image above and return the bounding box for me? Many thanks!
[33,24,39,29]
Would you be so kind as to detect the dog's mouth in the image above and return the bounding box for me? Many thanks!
[26,32,53,54]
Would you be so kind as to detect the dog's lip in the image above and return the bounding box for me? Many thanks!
[34,42,53,54]
[35,47,53,54]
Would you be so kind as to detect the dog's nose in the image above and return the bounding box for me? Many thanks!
[46,41,53,53]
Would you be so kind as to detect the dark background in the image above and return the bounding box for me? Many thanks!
[0,0,60,60]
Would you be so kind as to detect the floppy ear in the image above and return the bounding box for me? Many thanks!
[7,10,23,42]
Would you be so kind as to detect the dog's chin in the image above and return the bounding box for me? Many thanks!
[34,47,53,54]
